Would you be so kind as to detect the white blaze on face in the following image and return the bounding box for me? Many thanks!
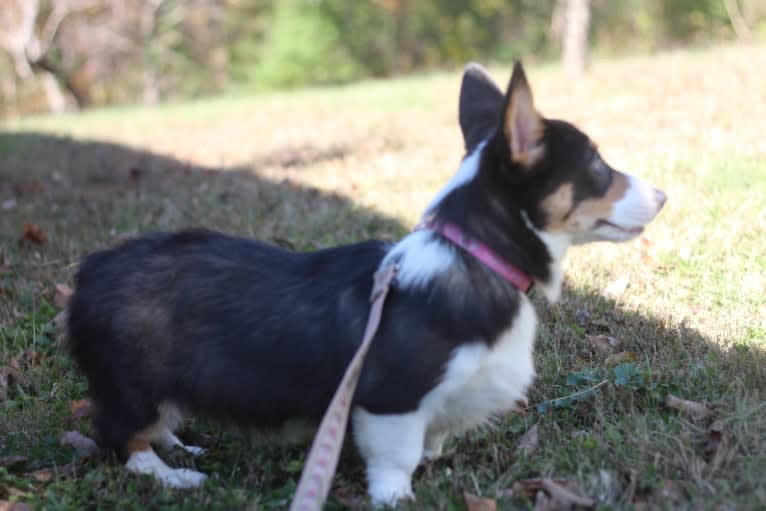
[590,174,666,243]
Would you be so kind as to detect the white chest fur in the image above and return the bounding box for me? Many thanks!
[420,296,538,434]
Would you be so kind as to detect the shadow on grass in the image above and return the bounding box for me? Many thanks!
[0,132,764,510]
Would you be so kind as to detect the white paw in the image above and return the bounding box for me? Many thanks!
[158,468,208,489]
[369,470,414,508]
[180,445,206,457]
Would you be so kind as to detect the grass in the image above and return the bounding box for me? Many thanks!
[1,43,765,510]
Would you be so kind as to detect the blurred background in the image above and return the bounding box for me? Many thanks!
[1,0,764,118]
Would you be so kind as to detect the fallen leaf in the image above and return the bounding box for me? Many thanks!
[510,478,578,498]
[25,459,82,484]
[540,479,595,510]
[0,455,28,468]
[53,284,73,309]
[658,479,685,500]
[604,351,639,365]
[14,179,45,195]
[20,223,47,244]
[0,501,34,511]
[703,420,724,462]
[27,351,44,367]
[68,399,94,422]
[514,398,529,415]
[515,424,539,456]
[27,468,53,483]
[587,335,622,355]
[59,431,99,456]
[665,394,712,420]
[463,492,497,511]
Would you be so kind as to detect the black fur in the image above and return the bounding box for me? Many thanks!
[67,228,521,454]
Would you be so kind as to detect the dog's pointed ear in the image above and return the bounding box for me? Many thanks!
[502,61,544,167]
[459,63,504,153]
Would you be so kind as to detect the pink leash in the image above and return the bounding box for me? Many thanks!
[283,262,399,511]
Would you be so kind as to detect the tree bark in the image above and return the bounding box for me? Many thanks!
[562,0,590,77]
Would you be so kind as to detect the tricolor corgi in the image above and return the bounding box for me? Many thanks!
[67,62,665,506]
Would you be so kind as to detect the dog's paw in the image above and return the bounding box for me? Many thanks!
[368,470,414,508]
[180,445,207,457]
[158,468,208,489]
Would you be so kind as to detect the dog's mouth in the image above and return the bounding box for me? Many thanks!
[595,219,644,235]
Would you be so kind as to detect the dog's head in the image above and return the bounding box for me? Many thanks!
[459,62,666,245]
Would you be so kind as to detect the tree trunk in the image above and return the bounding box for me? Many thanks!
[562,0,591,77]
[40,70,67,113]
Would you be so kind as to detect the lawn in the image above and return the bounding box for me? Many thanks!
[1,43,765,510]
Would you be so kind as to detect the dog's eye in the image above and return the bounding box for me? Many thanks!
[589,153,611,191]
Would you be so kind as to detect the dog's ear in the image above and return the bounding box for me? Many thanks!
[459,63,504,153]
[501,61,544,168]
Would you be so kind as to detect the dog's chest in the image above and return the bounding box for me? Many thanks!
[420,297,537,432]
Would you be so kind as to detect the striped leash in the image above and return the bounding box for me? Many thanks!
[283,262,399,511]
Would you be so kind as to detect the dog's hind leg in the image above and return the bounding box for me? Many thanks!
[151,402,206,457]
[352,407,425,507]
[124,436,207,489]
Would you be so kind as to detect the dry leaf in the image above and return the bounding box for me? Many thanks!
[68,399,95,422]
[59,431,99,456]
[463,492,497,511]
[604,351,639,365]
[27,468,53,483]
[703,420,724,462]
[26,459,82,484]
[658,480,685,500]
[587,335,622,355]
[510,479,578,498]
[21,351,44,367]
[665,394,712,419]
[0,501,34,511]
[54,284,73,309]
[511,479,594,510]
[0,455,28,468]
[20,224,47,244]
[515,424,539,456]
[540,479,595,510]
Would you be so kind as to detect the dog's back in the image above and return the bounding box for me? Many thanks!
[68,229,390,456]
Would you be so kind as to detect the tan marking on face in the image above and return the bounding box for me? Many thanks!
[542,171,630,234]
[541,183,575,230]
[126,436,151,454]
[564,171,630,232]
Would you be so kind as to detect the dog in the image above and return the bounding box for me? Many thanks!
[66,61,665,507]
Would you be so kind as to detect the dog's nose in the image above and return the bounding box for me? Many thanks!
[654,188,667,209]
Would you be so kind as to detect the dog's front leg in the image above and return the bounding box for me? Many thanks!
[423,428,449,460]
[352,407,426,507]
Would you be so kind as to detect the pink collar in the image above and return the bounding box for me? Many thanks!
[421,220,534,293]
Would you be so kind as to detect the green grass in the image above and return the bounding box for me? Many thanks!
[1,43,765,510]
